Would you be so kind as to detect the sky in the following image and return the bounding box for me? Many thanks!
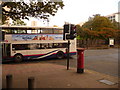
[25,0,120,27]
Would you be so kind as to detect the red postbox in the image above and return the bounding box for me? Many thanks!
[77,48,85,73]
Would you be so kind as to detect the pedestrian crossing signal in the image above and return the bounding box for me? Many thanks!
[63,24,76,40]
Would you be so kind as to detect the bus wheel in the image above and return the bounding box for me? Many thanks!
[56,51,65,59]
[14,54,23,62]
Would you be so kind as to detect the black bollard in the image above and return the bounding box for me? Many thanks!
[28,77,35,90]
[6,75,13,89]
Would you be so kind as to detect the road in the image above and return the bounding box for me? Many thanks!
[40,48,118,77]
[3,48,118,77]
[84,48,118,77]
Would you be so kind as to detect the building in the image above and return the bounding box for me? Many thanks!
[106,12,120,22]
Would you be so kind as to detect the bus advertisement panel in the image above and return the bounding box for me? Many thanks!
[12,34,63,41]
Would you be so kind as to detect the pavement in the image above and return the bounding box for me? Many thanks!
[2,62,119,88]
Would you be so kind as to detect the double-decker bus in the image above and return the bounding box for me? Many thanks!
[1,26,76,62]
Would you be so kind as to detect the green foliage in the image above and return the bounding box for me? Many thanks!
[82,14,114,31]
[1,1,64,24]
[76,25,85,39]
[12,19,26,26]
[112,21,120,29]
[98,28,117,40]
[77,14,119,42]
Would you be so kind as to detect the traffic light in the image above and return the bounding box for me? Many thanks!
[63,24,76,40]
[63,24,69,40]
[63,24,69,33]
[70,24,76,40]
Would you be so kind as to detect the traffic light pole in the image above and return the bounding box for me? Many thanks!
[64,24,76,70]
[67,40,70,70]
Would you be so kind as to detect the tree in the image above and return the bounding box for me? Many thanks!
[76,25,93,47]
[77,14,120,47]
[82,14,119,40]
[12,19,26,26]
[112,21,120,30]
[98,28,117,40]
[1,1,64,24]
[82,14,115,31]
[76,25,83,39]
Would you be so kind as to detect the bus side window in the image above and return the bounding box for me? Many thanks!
[52,43,59,48]
[40,44,44,49]
[43,44,48,49]
[40,44,45,49]
[63,43,67,48]
[12,44,19,50]
[48,43,52,48]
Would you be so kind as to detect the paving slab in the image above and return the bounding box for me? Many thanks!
[2,63,119,88]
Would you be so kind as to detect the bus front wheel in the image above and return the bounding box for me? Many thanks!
[56,51,65,59]
[14,54,23,62]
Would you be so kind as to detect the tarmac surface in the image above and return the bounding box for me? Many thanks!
[2,62,119,88]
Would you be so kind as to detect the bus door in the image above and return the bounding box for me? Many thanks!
[2,43,11,58]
